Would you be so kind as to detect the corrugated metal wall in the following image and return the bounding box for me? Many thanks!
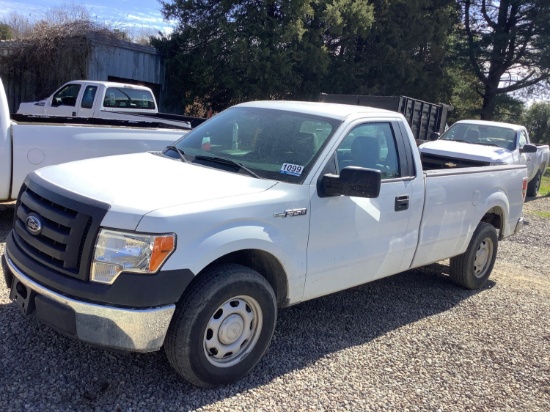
[87,37,164,85]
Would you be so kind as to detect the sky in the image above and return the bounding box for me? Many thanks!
[0,0,175,35]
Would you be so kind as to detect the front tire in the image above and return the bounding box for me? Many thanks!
[164,264,277,387]
[526,171,542,198]
[449,222,498,290]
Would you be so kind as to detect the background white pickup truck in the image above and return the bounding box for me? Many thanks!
[18,80,160,117]
[0,78,188,201]
[2,100,527,388]
[418,119,550,197]
[15,80,205,129]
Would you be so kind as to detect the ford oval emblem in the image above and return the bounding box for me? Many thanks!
[26,214,43,236]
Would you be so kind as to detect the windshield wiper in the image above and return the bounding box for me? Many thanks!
[195,155,261,178]
[166,145,189,163]
[477,142,500,147]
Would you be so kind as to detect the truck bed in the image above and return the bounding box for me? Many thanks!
[411,164,527,269]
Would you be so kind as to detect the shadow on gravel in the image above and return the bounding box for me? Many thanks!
[524,193,550,202]
[0,251,491,410]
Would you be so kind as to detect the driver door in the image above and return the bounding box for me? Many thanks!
[44,83,82,117]
[304,120,423,300]
[518,130,537,180]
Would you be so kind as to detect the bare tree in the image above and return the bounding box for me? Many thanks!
[44,2,92,25]
[462,0,550,119]
[0,12,34,39]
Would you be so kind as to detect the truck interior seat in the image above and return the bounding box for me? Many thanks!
[465,129,480,142]
[350,135,381,170]
[291,132,317,162]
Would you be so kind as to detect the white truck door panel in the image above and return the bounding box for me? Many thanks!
[44,83,82,117]
[304,121,422,300]
[518,130,537,180]
[306,181,414,300]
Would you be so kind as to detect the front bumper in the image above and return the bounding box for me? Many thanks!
[3,254,175,352]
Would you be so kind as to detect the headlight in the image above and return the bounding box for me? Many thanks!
[91,229,176,284]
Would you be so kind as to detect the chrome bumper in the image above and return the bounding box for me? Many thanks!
[5,255,175,352]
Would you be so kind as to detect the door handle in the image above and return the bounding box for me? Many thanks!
[395,195,409,211]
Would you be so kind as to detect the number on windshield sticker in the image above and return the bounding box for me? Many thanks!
[280,163,304,177]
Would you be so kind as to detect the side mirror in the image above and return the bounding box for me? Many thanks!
[319,166,381,198]
[429,132,440,141]
[520,143,537,153]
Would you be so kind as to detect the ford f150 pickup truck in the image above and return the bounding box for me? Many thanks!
[418,119,550,197]
[16,80,204,128]
[0,78,189,202]
[2,100,527,387]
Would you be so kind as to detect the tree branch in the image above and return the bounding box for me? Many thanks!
[497,72,550,94]
[465,0,488,85]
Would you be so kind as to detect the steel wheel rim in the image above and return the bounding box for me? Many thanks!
[473,237,493,278]
[203,295,263,367]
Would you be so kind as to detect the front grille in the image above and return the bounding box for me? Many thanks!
[420,152,490,170]
[13,178,109,281]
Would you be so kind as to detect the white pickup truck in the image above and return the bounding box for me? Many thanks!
[16,80,203,128]
[0,78,189,202]
[419,119,550,197]
[2,101,527,388]
[18,80,160,117]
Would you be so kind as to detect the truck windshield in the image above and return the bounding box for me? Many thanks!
[440,123,516,150]
[167,106,340,183]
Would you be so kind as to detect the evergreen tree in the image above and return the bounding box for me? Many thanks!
[327,0,459,104]
[0,24,13,40]
[524,102,550,144]
[155,0,459,113]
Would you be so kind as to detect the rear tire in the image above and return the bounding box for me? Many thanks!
[449,222,498,290]
[164,264,277,388]
[526,171,542,198]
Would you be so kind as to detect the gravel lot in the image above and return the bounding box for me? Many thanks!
[0,197,549,411]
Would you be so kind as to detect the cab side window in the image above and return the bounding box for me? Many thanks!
[336,123,400,179]
[518,130,527,148]
[81,86,97,109]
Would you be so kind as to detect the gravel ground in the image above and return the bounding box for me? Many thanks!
[0,197,549,411]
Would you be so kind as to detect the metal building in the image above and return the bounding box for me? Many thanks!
[0,33,166,113]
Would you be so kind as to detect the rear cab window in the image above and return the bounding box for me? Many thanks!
[103,87,156,110]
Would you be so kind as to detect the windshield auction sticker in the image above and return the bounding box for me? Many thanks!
[280,163,304,176]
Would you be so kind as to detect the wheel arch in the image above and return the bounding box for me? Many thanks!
[186,249,290,308]
[478,190,511,240]
[480,206,504,239]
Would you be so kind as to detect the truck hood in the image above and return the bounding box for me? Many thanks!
[418,140,513,163]
[17,100,46,113]
[33,152,278,217]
